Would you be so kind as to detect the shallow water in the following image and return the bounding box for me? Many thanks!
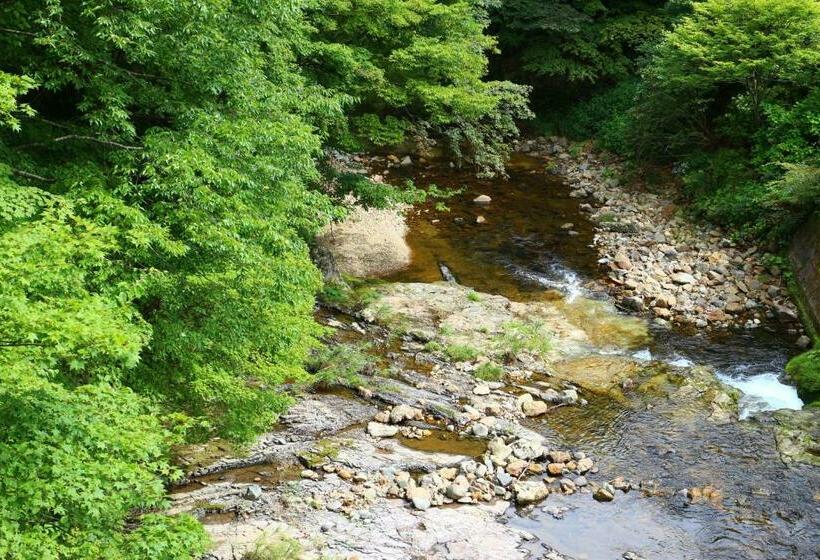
[388,157,818,560]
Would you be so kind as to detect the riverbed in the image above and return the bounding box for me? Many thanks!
[383,155,816,559]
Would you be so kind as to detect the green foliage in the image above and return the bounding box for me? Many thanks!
[560,80,637,154]
[786,349,820,406]
[0,374,209,559]
[629,0,820,242]
[444,343,481,362]
[306,342,374,386]
[474,361,504,381]
[492,0,671,85]
[467,290,482,302]
[496,320,552,359]
[243,533,303,560]
[306,0,531,174]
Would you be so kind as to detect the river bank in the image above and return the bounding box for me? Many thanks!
[169,147,818,559]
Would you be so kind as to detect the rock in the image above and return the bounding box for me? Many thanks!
[472,423,489,438]
[368,421,399,438]
[623,296,644,312]
[547,450,572,463]
[547,463,564,476]
[473,384,491,396]
[613,252,633,270]
[671,272,696,285]
[488,437,513,462]
[473,194,492,204]
[400,155,413,166]
[513,481,549,504]
[521,399,548,417]
[796,335,811,349]
[244,484,263,501]
[300,469,319,480]
[476,215,486,224]
[594,483,615,502]
[505,459,528,477]
[496,469,514,487]
[390,404,421,424]
[408,486,432,510]
[374,410,390,423]
[446,476,470,500]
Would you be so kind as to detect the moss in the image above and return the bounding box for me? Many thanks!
[786,349,820,405]
[466,290,482,302]
[191,500,227,512]
[299,439,340,468]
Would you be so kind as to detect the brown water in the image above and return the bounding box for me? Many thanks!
[387,158,819,560]
[396,430,488,457]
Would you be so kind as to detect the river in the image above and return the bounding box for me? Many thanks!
[384,155,816,559]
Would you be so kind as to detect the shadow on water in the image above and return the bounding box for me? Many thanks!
[385,158,819,560]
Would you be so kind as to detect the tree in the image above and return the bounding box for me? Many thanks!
[305,0,531,175]
[629,0,820,241]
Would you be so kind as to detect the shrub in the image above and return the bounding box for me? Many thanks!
[475,362,504,382]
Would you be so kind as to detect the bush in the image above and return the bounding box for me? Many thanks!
[475,362,504,382]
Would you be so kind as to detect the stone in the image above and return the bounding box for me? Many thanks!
[243,484,263,501]
[594,483,615,502]
[446,476,470,500]
[476,215,486,224]
[613,252,633,270]
[367,421,399,438]
[513,481,549,504]
[547,450,572,463]
[576,457,594,473]
[496,469,514,487]
[671,272,696,285]
[796,335,811,349]
[505,459,528,477]
[400,155,413,166]
[488,437,513,462]
[300,469,319,480]
[472,423,489,437]
[473,194,492,204]
[623,296,644,311]
[390,404,421,424]
[521,399,548,417]
[473,384,491,396]
[408,486,432,510]
[547,463,564,476]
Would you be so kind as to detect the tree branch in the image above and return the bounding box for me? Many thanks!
[11,168,54,182]
[51,134,143,150]
[0,27,36,37]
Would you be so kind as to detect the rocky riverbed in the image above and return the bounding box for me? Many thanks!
[519,137,806,341]
[171,145,819,560]
[171,282,818,559]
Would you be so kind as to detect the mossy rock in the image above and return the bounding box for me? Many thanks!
[786,349,820,405]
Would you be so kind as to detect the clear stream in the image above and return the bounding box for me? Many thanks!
[386,156,817,560]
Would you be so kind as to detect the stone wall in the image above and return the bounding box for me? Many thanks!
[790,212,820,337]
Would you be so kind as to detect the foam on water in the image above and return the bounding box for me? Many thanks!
[717,372,803,419]
[508,263,585,302]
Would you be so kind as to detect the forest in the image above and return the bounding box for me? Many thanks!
[0,0,817,558]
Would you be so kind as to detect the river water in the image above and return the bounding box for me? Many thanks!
[385,155,818,560]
